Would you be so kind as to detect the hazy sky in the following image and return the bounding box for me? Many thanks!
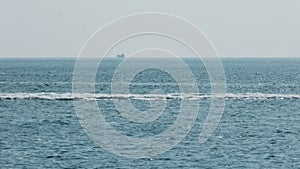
[0,0,299,57]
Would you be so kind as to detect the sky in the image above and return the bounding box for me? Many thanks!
[0,0,299,57]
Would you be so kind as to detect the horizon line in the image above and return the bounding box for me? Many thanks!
[0,55,299,58]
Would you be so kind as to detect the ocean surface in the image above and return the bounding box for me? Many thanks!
[0,57,299,168]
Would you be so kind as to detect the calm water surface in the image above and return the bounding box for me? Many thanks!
[0,57,299,168]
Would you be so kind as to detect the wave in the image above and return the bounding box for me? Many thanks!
[0,92,299,101]
[1,82,299,87]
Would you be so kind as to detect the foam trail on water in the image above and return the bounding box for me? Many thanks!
[0,93,299,100]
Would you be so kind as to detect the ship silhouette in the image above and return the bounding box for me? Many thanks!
[116,53,125,59]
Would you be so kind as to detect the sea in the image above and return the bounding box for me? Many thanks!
[0,57,299,168]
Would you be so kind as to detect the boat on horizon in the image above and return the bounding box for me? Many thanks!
[116,53,125,59]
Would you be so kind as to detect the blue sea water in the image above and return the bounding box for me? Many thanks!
[0,57,299,168]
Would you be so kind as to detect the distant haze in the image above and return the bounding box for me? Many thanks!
[0,0,299,57]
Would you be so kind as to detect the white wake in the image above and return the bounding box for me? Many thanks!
[0,92,299,100]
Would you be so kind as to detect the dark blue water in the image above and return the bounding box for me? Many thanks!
[0,57,299,168]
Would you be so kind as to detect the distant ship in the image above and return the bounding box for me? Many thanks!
[116,53,125,59]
